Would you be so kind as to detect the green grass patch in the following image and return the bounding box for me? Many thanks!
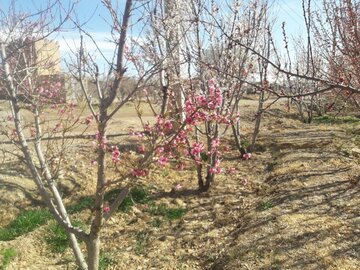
[258,201,274,211]
[44,220,85,253]
[147,203,186,220]
[0,248,17,270]
[150,217,162,228]
[99,253,116,270]
[67,186,151,214]
[313,115,360,124]
[135,230,150,255]
[105,186,151,212]
[241,139,251,149]
[0,209,51,241]
[67,196,95,214]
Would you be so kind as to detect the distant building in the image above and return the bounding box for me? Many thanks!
[32,39,62,76]
[1,37,137,103]
[0,38,63,100]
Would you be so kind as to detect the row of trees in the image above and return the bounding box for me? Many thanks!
[0,0,359,269]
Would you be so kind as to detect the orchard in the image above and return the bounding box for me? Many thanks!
[0,0,359,269]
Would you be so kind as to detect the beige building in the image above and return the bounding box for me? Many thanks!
[33,39,61,76]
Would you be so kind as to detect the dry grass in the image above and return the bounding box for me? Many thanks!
[0,100,359,269]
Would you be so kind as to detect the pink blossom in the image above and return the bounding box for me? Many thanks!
[138,145,146,153]
[157,116,164,126]
[214,90,223,107]
[211,138,220,149]
[144,123,152,132]
[185,99,195,114]
[103,206,110,213]
[111,146,120,162]
[156,147,164,153]
[91,160,97,166]
[196,95,208,107]
[241,178,249,185]
[84,115,93,125]
[191,142,205,156]
[132,169,148,177]
[227,167,237,174]
[158,156,168,167]
[186,116,195,125]
[174,184,183,191]
[242,153,252,160]
[164,120,173,130]
[53,123,61,131]
[176,163,185,170]
[95,132,108,149]
[210,166,222,174]
[209,167,217,174]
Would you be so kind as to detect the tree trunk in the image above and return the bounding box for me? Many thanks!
[1,43,88,270]
[87,235,101,270]
[250,90,265,152]
[231,121,246,156]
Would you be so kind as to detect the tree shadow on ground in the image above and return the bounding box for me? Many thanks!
[207,127,359,269]
[0,180,43,207]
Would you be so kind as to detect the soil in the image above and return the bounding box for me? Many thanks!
[0,98,359,270]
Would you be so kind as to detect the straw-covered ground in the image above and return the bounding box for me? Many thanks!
[0,99,359,269]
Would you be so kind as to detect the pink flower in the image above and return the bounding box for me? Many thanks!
[211,138,220,149]
[214,90,223,107]
[138,145,146,153]
[157,116,164,126]
[241,178,249,185]
[53,122,61,131]
[174,184,183,191]
[132,169,148,177]
[84,115,93,125]
[91,160,97,166]
[191,142,205,156]
[227,167,237,174]
[95,132,108,149]
[111,146,120,162]
[144,123,152,132]
[156,147,164,153]
[164,120,173,130]
[209,167,217,174]
[242,153,252,160]
[209,166,222,174]
[186,116,195,125]
[185,99,195,114]
[176,163,185,170]
[158,156,168,167]
[209,159,222,174]
[196,95,208,107]
[103,206,110,213]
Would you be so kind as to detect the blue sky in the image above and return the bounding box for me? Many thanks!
[0,0,311,72]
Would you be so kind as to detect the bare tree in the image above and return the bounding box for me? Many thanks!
[0,1,89,269]
[0,0,163,269]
